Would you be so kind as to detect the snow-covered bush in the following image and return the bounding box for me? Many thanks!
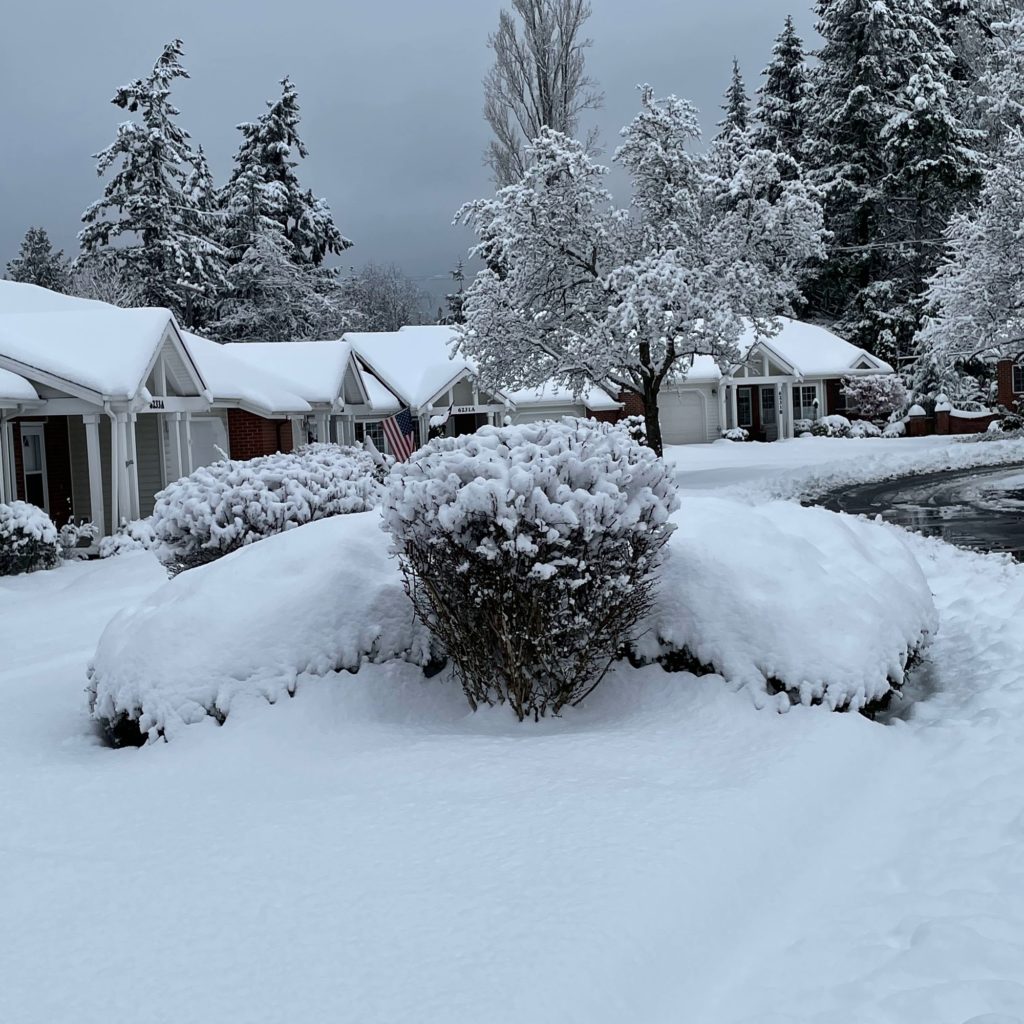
[617,415,648,445]
[883,420,907,438]
[631,498,937,714]
[810,415,852,438]
[384,419,680,721]
[0,501,61,576]
[841,374,908,423]
[794,418,814,435]
[722,427,750,442]
[848,420,882,439]
[89,514,434,744]
[98,519,155,558]
[58,518,98,556]
[151,444,381,575]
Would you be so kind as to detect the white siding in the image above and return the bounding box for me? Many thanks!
[135,414,163,516]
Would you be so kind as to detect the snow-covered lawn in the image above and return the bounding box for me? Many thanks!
[3,436,1024,1023]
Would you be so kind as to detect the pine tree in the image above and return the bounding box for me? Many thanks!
[220,77,349,268]
[440,259,466,325]
[716,58,750,140]
[751,16,807,161]
[77,40,225,326]
[6,227,69,292]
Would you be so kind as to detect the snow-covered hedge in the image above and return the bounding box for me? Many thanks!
[882,420,906,438]
[98,519,155,558]
[841,373,908,422]
[631,498,936,713]
[848,420,882,439]
[384,419,679,720]
[0,501,61,576]
[794,418,814,436]
[722,427,750,442]
[88,513,433,744]
[151,443,381,575]
[810,415,852,438]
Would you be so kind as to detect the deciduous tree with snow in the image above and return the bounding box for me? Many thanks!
[77,40,225,326]
[457,89,825,455]
[483,0,603,187]
[841,373,908,422]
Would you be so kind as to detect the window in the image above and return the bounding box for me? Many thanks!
[792,385,818,421]
[736,388,753,428]
[1013,365,1024,394]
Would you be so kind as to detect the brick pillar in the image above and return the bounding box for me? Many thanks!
[996,359,1015,410]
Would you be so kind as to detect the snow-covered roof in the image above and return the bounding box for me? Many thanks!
[345,325,479,410]
[736,318,893,378]
[0,366,38,403]
[507,381,622,411]
[182,333,311,417]
[359,370,402,416]
[0,279,110,315]
[676,354,722,384]
[0,306,176,400]
[221,340,356,406]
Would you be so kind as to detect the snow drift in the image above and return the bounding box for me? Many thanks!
[637,499,938,712]
[88,513,432,743]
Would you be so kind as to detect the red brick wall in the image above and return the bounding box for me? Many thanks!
[226,409,293,460]
[997,359,1018,410]
[617,391,645,418]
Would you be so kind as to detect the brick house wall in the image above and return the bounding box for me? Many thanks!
[226,409,294,460]
[996,358,1019,411]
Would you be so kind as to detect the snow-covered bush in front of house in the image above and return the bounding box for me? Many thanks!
[631,498,936,714]
[0,501,61,576]
[811,415,852,438]
[88,513,433,744]
[617,414,648,445]
[841,373,908,423]
[722,427,750,442]
[883,419,907,438]
[794,418,814,436]
[151,443,381,575]
[98,519,156,558]
[384,419,679,721]
[58,518,98,556]
[848,420,883,439]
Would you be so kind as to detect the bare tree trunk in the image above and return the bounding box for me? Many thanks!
[642,381,664,458]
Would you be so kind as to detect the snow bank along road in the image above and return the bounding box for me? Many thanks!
[2,436,1024,1023]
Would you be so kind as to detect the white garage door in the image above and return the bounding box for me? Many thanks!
[660,390,708,445]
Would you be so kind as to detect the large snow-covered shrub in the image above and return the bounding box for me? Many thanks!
[848,420,882,439]
[0,501,61,576]
[384,419,679,720]
[632,498,937,714]
[811,415,852,438]
[841,374,908,422]
[151,443,381,575]
[88,513,433,744]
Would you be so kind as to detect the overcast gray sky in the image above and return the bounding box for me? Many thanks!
[0,1,817,302]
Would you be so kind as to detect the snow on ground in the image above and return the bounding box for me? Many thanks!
[3,436,1024,1023]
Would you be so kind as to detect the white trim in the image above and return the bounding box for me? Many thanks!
[83,413,105,536]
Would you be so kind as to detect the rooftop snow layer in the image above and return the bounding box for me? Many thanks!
[737,318,893,378]
[0,366,38,402]
[221,340,355,406]
[360,370,402,416]
[507,381,622,411]
[182,333,311,416]
[0,306,175,399]
[346,325,476,410]
[0,278,111,315]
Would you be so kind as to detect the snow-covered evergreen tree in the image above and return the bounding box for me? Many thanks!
[457,89,825,455]
[439,259,466,325]
[716,58,750,140]
[751,16,807,161]
[5,227,69,292]
[77,40,225,326]
[220,77,349,269]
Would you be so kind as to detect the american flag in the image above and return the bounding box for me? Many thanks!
[382,408,417,461]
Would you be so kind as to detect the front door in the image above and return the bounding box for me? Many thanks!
[21,423,48,510]
[760,387,778,442]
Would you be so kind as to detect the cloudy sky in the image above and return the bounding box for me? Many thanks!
[0,0,817,302]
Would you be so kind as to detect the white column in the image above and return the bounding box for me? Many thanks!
[171,412,184,480]
[184,413,194,473]
[317,411,331,444]
[126,413,141,519]
[729,385,738,431]
[0,416,10,504]
[115,415,131,525]
[775,382,784,441]
[108,414,121,529]
[718,387,727,436]
[290,416,305,451]
[83,414,105,536]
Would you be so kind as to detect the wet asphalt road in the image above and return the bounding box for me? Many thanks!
[821,463,1024,560]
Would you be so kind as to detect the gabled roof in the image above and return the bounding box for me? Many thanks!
[221,340,366,407]
[345,325,488,410]
[507,381,622,412]
[182,333,311,417]
[359,369,402,416]
[0,366,38,403]
[735,318,894,378]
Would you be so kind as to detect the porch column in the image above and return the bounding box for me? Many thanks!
[289,416,306,451]
[729,385,738,432]
[0,416,11,504]
[317,411,331,444]
[83,414,106,536]
[718,386,727,436]
[116,414,131,525]
[171,412,184,480]
[126,413,141,520]
[776,383,785,441]
[184,412,194,474]
[108,413,121,529]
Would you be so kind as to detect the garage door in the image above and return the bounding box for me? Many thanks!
[660,391,708,445]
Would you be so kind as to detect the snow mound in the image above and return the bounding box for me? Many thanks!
[88,513,432,743]
[635,498,937,712]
